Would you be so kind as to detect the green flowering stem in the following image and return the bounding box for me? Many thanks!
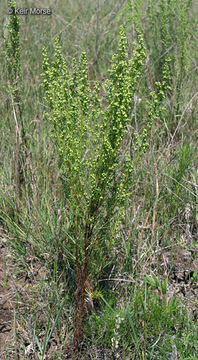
[4,0,27,207]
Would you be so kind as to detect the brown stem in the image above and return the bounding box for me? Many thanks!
[73,269,86,347]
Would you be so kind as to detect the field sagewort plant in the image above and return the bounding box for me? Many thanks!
[41,27,169,346]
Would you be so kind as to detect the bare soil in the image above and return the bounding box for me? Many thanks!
[0,245,14,354]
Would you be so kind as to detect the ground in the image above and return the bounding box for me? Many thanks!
[0,244,14,353]
[0,236,197,359]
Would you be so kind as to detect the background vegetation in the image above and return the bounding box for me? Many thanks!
[0,0,197,359]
